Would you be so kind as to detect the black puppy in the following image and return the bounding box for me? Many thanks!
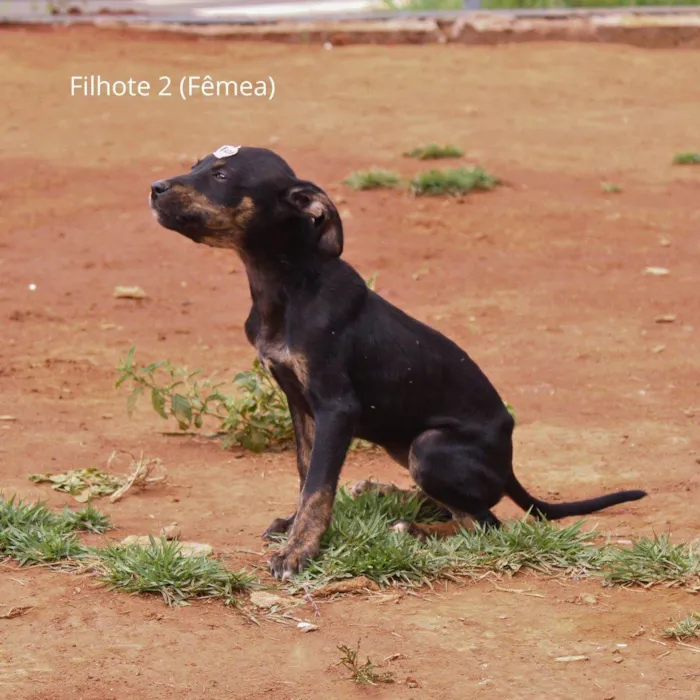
[150,145,647,580]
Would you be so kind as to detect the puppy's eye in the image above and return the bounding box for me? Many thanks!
[213,171,227,181]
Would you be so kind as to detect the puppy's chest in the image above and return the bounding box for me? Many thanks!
[256,338,309,387]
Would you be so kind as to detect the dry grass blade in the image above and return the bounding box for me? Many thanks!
[108,451,168,503]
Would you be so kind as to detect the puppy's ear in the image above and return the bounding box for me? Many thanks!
[283,180,343,257]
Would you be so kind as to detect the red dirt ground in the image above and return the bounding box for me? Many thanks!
[1,27,699,700]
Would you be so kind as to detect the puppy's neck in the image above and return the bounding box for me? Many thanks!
[240,250,320,325]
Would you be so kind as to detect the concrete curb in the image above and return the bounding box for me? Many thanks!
[5,12,700,48]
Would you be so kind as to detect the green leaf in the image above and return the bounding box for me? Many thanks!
[127,385,145,418]
[171,394,193,427]
[151,388,168,420]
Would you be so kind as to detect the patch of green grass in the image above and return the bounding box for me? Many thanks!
[286,488,599,590]
[337,641,394,685]
[1,495,253,608]
[281,488,700,594]
[61,502,113,533]
[343,169,401,191]
[663,612,700,640]
[96,536,255,607]
[0,496,109,566]
[410,166,499,197]
[673,152,700,165]
[602,535,700,589]
[601,182,622,194]
[404,143,464,160]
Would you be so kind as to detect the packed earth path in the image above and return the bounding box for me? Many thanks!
[1,26,699,700]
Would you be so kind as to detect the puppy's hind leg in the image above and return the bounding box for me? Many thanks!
[392,428,504,540]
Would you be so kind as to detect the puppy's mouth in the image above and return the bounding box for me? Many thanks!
[150,193,207,243]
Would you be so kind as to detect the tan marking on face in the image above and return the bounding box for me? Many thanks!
[234,195,255,229]
[167,186,256,250]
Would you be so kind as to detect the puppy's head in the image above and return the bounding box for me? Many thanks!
[149,145,343,258]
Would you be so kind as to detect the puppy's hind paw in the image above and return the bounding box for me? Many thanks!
[388,520,413,534]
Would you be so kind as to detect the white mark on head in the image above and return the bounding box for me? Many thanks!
[213,145,241,159]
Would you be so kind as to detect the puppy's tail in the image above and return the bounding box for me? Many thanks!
[506,474,647,520]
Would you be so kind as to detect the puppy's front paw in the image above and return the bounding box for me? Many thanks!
[269,540,319,581]
[262,514,295,540]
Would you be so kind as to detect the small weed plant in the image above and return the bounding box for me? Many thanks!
[337,641,394,685]
[663,612,700,640]
[404,143,464,160]
[410,167,499,196]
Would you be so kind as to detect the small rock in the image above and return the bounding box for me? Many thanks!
[555,655,589,663]
[297,621,318,633]
[581,594,597,605]
[114,286,147,299]
[178,542,213,557]
[643,267,670,276]
[655,315,677,323]
[0,415,17,421]
[160,524,181,540]
[406,676,419,688]
[652,345,666,354]
[613,657,624,664]
[120,535,212,557]
[249,591,286,609]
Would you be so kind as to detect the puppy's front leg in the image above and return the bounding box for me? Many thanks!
[263,406,315,539]
[269,397,359,580]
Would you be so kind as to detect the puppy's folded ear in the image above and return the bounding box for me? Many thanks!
[283,181,343,257]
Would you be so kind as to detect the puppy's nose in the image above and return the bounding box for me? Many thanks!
[151,180,170,197]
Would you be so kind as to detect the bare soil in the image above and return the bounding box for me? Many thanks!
[1,27,699,700]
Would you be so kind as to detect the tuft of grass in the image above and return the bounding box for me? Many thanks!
[602,535,700,589]
[601,182,622,193]
[61,503,113,533]
[452,518,601,576]
[0,496,105,566]
[410,166,499,197]
[96,536,255,606]
[1,495,253,608]
[285,488,599,590]
[663,612,700,640]
[337,641,394,685]
[673,152,700,165]
[343,169,401,191]
[404,143,464,160]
